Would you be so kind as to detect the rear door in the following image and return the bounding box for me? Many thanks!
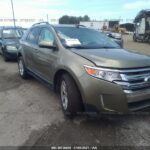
[23,27,40,71]
[33,27,58,84]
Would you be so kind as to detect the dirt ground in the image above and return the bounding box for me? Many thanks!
[0,35,150,149]
[124,35,150,56]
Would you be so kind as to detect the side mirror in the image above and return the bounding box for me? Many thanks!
[39,41,57,50]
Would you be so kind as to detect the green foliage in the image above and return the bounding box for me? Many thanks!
[59,15,90,24]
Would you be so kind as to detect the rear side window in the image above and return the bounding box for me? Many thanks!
[26,28,40,45]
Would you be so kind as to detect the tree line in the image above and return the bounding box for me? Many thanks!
[59,15,90,24]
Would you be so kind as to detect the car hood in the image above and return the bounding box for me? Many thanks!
[4,38,20,45]
[71,48,150,69]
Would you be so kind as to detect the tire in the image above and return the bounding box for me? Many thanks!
[148,37,150,45]
[59,74,83,116]
[0,44,2,55]
[133,34,137,42]
[18,56,29,79]
[2,51,9,62]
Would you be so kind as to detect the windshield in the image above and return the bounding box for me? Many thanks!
[54,26,120,49]
[3,29,22,39]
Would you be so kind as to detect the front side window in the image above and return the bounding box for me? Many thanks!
[26,28,40,45]
[3,29,22,39]
[39,28,54,44]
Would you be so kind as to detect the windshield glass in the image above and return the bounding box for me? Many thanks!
[54,26,120,49]
[3,29,22,39]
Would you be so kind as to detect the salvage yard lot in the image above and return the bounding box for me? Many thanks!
[124,35,150,55]
[0,35,150,149]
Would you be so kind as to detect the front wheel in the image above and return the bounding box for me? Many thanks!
[133,34,137,42]
[18,56,29,79]
[60,74,83,116]
[148,37,150,45]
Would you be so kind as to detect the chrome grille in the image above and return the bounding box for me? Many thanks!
[114,68,150,93]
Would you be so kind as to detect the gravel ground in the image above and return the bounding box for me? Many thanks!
[124,35,150,56]
[0,35,150,149]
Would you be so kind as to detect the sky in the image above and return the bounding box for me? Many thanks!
[0,0,150,24]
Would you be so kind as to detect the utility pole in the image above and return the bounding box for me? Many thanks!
[10,0,16,27]
[47,14,49,22]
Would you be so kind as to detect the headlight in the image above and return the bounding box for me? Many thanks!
[6,45,18,51]
[84,65,121,82]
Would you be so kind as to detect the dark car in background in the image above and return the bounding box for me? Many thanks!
[0,26,24,61]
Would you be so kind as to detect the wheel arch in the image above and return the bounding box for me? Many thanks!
[54,69,78,91]
[53,68,84,103]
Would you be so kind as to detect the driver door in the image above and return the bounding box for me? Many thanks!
[34,27,58,84]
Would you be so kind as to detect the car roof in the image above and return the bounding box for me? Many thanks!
[52,24,85,28]
[134,9,150,22]
[32,22,86,28]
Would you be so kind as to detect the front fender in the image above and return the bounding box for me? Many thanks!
[53,64,88,104]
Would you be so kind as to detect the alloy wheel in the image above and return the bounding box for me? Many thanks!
[18,59,24,76]
[60,80,68,110]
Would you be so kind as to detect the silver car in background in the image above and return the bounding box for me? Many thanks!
[103,31,124,48]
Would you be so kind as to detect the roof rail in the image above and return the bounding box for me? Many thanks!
[32,22,50,27]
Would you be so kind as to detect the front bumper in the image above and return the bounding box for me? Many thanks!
[79,73,150,114]
[126,90,150,111]
[5,50,18,59]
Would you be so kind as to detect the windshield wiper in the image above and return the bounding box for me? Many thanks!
[98,46,119,49]
[65,45,119,49]
[66,45,89,49]
[4,37,21,39]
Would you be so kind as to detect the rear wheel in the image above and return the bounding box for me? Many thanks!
[59,74,83,116]
[18,56,29,79]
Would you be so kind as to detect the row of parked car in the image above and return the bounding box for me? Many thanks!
[0,26,27,61]
[1,22,149,117]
